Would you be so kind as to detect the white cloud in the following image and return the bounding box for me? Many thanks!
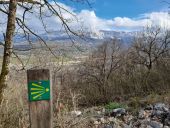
[74,11,170,32]
[0,2,170,34]
[112,12,170,30]
[144,12,170,29]
[76,10,114,31]
[113,17,151,29]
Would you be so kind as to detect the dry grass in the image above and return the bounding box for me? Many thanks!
[0,68,91,128]
[0,70,29,128]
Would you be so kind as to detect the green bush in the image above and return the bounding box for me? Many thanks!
[105,102,127,110]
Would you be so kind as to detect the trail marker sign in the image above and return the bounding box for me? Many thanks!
[27,69,52,128]
[28,80,50,101]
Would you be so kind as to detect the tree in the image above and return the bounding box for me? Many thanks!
[126,27,170,92]
[79,39,123,103]
[130,27,170,71]
[0,0,17,103]
[0,0,90,103]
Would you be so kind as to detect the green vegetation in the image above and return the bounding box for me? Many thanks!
[105,102,127,110]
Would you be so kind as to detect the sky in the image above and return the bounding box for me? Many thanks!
[53,0,170,32]
[58,0,166,19]
[0,0,170,34]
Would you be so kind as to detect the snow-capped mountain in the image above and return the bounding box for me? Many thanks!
[1,30,137,44]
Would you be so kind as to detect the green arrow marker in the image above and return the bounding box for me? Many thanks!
[28,80,50,102]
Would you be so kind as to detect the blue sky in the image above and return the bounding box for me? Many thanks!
[58,0,166,19]
[51,0,170,31]
[0,0,169,34]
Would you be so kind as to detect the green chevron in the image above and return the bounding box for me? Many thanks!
[28,80,50,102]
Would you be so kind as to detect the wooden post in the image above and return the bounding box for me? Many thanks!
[27,69,52,128]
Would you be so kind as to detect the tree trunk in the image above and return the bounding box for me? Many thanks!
[0,0,17,103]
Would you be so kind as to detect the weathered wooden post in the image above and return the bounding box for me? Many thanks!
[27,69,52,128]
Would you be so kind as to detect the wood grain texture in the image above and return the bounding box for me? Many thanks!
[27,69,52,128]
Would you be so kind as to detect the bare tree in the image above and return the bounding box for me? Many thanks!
[79,39,123,103]
[0,0,91,103]
[0,0,17,103]
[130,27,170,71]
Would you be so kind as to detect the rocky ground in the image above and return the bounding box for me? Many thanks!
[70,103,170,128]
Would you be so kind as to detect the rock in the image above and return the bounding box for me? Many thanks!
[103,125,113,128]
[138,109,151,119]
[123,124,131,128]
[83,103,170,128]
[160,112,170,126]
[154,103,169,112]
[97,111,102,115]
[100,117,106,124]
[146,126,153,128]
[112,118,124,127]
[137,117,164,128]
[147,121,163,128]
[90,117,96,123]
[151,110,164,118]
[71,110,82,117]
[110,108,126,117]
[108,117,115,123]
[165,112,170,125]
[123,115,134,124]
[145,105,154,110]
[132,120,141,127]
[164,126,170,128]
[165,118,170,126]
[138,109,146,119]
[94,120,101,125]
[102,108,106,113]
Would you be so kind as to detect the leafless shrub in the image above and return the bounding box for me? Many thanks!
[60,30,170,106]
[0,70,29,128]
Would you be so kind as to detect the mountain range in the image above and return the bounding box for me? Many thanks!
[0,30,137,52]
[10,30,137,44]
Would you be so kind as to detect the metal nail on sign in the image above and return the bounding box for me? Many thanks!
[28,80,50,102]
